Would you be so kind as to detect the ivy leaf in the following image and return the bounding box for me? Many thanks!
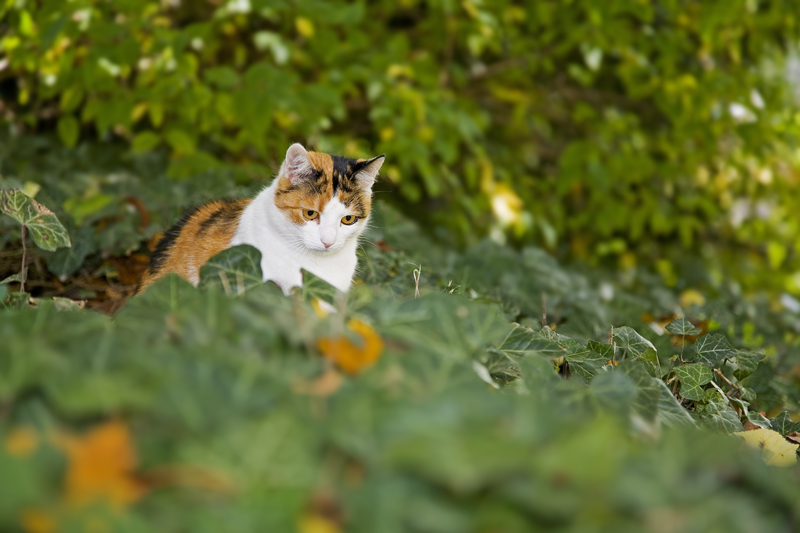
[697,387,743,434]
[703,405,744,434]
[694,333,736,367]
[540,327,604,381]
[483,348,521,385]
[697,387,729,415]
[665,317,701,336]
[198,245,263,295]
[564,346,607,382]
[45,225,94,279]
[673,363,713,401]
[729,396,750,414]
[590,371,638,416]
[1,268,27,285]
[731,351,764,380]
[745,411,772,430]
[769,411,800,436]
[587,340,614,360]
[0,188,71,251]
[654,379,696,428]
[496,325,568,359]
[618,360,695,428]
[613,326,660,377]
[301,269,338,305]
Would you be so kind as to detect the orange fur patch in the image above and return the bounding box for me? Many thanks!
[307,151,333,176]
[137,199,251,292]
[273,174,333,225]
[273,151,372,225]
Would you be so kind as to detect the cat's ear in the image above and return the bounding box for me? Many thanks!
[281,143,316,183]
[353,155,385,189]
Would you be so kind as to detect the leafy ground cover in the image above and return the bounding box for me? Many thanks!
[2,164,800,530]
[4,1,800,529]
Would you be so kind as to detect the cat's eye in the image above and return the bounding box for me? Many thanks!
[341,215,358,225]
[303,209,319,220]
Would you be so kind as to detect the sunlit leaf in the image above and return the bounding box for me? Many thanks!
[736,428,798,467]
[0,189,71,251]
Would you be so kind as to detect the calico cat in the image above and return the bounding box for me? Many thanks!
[137,143,385,295]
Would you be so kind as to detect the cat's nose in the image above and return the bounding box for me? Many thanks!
[322,241,333,248]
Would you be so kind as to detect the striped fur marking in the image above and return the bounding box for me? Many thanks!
[137,198,251,292]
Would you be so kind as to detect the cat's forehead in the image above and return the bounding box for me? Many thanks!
[275,150,372,223]
[307,152,366,185]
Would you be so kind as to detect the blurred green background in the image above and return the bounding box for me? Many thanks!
[4,0,800,292]
[3,1,800,532]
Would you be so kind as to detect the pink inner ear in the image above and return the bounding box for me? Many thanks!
[284,144,313,183]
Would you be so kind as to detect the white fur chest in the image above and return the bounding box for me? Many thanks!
[230,185,363,294]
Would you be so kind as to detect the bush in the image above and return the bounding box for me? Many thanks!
[3,1,800,290]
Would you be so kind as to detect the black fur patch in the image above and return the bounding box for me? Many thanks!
[148,205,202,275]
[196,201,245,237]
[330,154,358,193]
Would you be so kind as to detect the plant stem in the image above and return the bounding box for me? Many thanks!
[713,368,741,398]
[20,225,26,293]
[541,293,547,328]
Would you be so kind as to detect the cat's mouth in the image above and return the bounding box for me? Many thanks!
[310,245,335,254]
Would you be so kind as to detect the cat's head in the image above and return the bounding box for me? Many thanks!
[273,143,384,253]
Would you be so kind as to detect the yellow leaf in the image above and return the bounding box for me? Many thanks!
[679,289,705,309]
[317,320,383,374]
[386,64,413,79]
[736,428,798,467]
[22,181,41,199]
[380,127,395,142]
[56,420,145,508]
[298,514,341,533]
[490,183,523,227]
[295,17,315,38]
[767,241,787,270]
[5,427,39,457]
[20,508,55,533]
[312,298,330,317]
[131,103,148,123]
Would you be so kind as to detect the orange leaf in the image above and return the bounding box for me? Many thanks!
[317,320,383,374]
[56,420,145,508]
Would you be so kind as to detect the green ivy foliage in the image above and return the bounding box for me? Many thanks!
[3,1,800,291]
[2,202,800,529]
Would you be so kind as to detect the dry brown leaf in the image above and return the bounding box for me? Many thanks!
[785,432,800,445]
